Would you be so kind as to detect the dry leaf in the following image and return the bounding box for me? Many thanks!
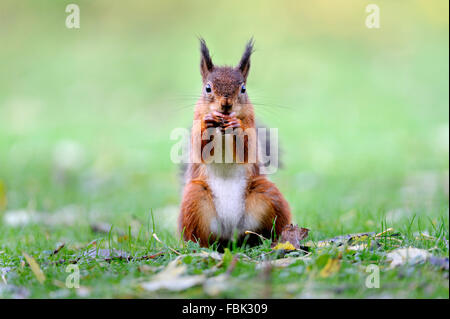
[279,224,309,248]
[271,224,309,251]
[142,275,205,292]
[386,247,430,269]
[140,259,205,292]
[23,252,46,284]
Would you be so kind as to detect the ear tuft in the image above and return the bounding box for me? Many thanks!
[237,38,254,80]
[199,38,214,81]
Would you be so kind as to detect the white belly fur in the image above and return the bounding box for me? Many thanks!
[206,164,258,239]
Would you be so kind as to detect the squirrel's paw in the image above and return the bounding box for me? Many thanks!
[204,112,223,128]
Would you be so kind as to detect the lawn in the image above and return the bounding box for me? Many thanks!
[0,0,448,298]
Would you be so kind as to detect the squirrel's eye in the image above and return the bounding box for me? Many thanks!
[241,84,246,94]
[205,84,212,93]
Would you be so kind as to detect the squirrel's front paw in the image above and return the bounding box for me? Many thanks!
[222,112,241,131]
[204,112,223,129]
[204,111,241,132]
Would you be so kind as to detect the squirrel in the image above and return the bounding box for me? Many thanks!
[178,39,292,248]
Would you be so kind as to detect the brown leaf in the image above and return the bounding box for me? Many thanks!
[271,224,309,250]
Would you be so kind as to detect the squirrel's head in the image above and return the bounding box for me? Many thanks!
[199,38,254,116]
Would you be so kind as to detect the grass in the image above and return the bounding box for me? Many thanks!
[0,0,449,298]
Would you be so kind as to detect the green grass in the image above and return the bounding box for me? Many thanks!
[0,0,448,298]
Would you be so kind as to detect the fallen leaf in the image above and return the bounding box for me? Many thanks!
[272,242,297,251]
[140,259,205,292]
[142,275,206,292]
[271,224,309,251]
[386,247,430,269]
[279,224,309,249]
[22,252,46,284]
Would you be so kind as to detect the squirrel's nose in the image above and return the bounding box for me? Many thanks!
[221,103,232,114]
[220,97,233,114]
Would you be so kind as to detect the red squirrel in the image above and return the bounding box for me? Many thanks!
[178,39,291,248]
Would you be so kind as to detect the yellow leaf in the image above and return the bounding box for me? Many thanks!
[272,241,296,251]
[319,258,340,278]
[23,252,46,284]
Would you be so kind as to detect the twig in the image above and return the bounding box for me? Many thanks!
[245,230,268,241]
[153,233,181,255]
[50,243,65,256]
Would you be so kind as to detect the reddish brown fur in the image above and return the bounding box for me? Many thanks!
[178,179,216,244]
[179,39,291,247]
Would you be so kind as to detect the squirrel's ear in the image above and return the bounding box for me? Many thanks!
[200,38,214,81]
[237,38,254,81]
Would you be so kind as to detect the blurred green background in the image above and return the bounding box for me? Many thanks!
[0,0,448,240]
